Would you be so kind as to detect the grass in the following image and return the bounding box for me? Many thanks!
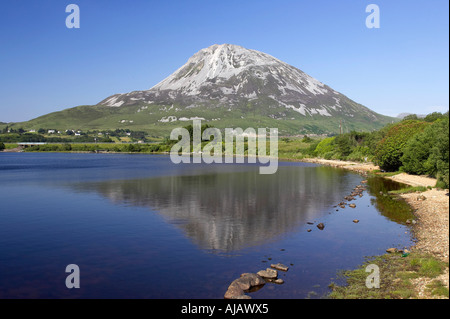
[328,252,448,299]
[277,137,316,160]
[388,186,428,195]
[4,143,19,149]
[369,170,402,177]
[427,280,449,297]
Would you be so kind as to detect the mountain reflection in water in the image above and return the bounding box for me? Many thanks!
[71,166,358,252]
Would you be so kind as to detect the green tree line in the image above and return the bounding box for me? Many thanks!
[312,112,449,188]
[23,143,173,153]
[0,133,114,143]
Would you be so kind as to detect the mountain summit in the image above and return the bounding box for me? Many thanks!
[14,44,394,135]
[98,44,391,134]
[150,43,332,101]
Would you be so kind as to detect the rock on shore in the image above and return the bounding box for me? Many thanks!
[224,273,265,299]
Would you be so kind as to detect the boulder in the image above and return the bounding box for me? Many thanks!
[257,268,278,280]
[349,203,356,208]
[224,281,248,299]
[224,273,265,299]
[237,273,265,289]
[317,223,325,230]
[271,263,289,272]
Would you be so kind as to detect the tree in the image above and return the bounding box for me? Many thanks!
[424,112,445,123]
[374,120,430,171]
[314,137,335,157]
[335,135,353,159]
[182,123,214,142]
[401,117,449,187]
[402,114,419,121]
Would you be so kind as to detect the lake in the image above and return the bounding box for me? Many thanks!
[0,153,414,299]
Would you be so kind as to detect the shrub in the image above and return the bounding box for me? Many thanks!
[347,146,372,162]
[62,144,72,151]
[314,137,335,157]
[323,151,335,160]
[0,142,4,151]
[334,135,353,159]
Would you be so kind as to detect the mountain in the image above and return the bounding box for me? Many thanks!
[8,44,395,135]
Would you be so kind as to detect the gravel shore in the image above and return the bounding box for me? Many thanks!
[399,189,449,298]
[302,158,449,298]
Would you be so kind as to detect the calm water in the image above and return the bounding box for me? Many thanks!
[0,153,413,299]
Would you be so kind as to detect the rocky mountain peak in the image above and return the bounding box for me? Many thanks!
[150,43,282,94]
[98,44,385,129]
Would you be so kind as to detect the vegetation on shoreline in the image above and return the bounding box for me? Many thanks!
[312,112,449,188]
[0,127,154,144]
[17,142,172,154]
[328,252,449,299]
[387,186,429,195]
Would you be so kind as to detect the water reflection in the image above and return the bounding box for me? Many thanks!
[365,176,415,224]
[71,166,360,251]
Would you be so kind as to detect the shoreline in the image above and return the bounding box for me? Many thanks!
[302,158,449,299]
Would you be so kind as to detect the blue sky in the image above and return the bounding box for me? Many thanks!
[0,0,448,122]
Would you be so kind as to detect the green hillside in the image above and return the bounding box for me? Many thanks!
[1,102,397,137]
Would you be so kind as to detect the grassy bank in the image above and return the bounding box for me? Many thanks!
[324,170,449,299]
[328,252,449,299]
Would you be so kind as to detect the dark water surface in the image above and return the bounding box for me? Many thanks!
[0,153,414,299]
